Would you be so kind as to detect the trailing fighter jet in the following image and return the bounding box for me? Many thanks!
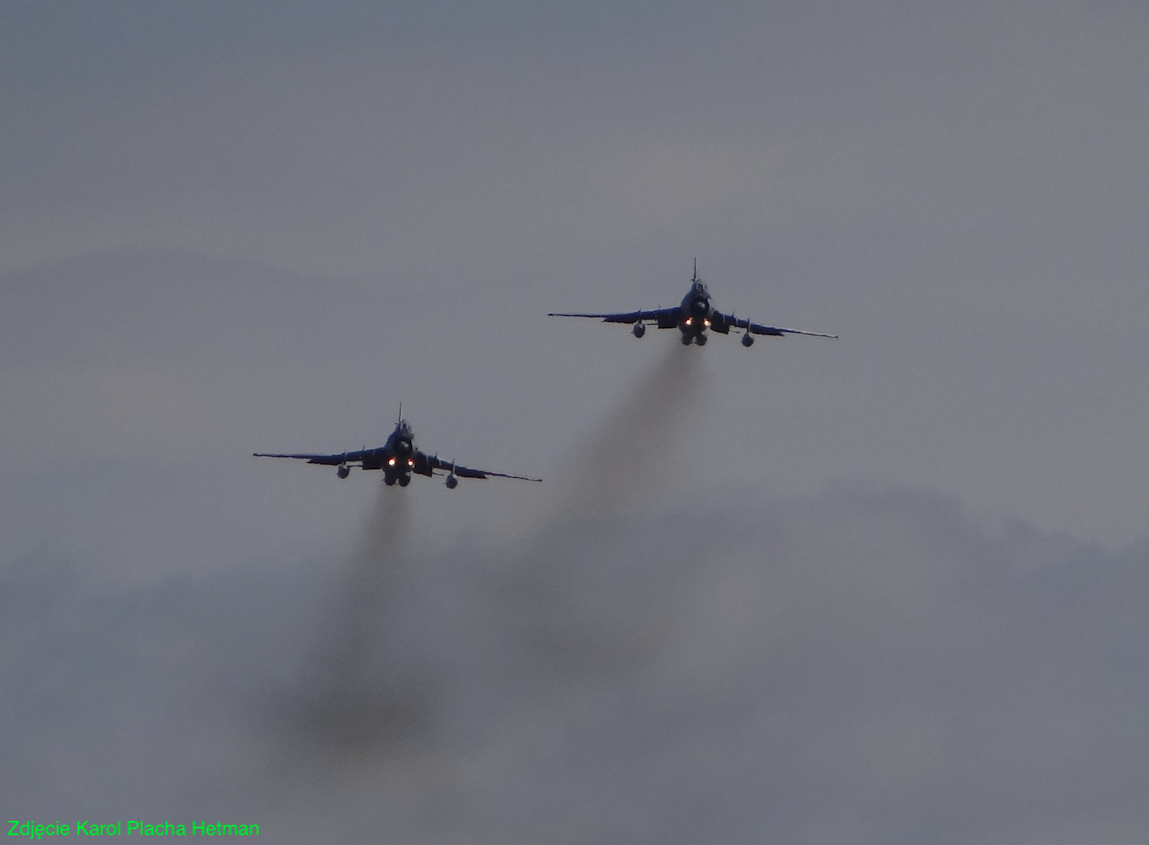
[254,412,540,488]
[548,260,837,347]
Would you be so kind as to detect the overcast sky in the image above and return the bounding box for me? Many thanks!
[2,1,1148,841]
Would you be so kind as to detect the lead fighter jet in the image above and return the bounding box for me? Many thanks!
[548,260,837,347]
[254,412,540,488]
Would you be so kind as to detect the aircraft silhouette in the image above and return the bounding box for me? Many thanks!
[254,411,540,488]
[549,260,837,346]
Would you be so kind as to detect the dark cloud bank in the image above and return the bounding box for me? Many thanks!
[3,480,1147,843]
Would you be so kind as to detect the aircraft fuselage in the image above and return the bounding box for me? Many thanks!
[675,281,733,345]
[369,421,432,486]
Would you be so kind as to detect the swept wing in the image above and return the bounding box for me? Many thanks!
[547,307,680,326]
[424,452,541,482]
[723,313,838,339]
[253,450,365,465]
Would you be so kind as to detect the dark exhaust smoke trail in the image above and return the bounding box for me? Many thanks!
[327,480,411,681]
[546,341,706,532]
[281,481,428,753]
[495,342,709,683]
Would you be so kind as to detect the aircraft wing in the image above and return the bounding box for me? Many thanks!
[253,450,365,466]
[724,314,838,339]
[547,307,679,326]
[425,453,541,482]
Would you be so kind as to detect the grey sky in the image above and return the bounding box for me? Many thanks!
[4,0,1148,544]
[2,1,1148,839]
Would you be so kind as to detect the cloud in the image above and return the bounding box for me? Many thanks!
[3,483,1146,843]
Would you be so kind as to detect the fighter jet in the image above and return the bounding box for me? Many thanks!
[548,260,837,347]
[254,412,540,488]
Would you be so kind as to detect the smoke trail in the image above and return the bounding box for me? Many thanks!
[280,480,428,753]
[547,341,706,531]
[492,342,709,686]
[327,480,411,681]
